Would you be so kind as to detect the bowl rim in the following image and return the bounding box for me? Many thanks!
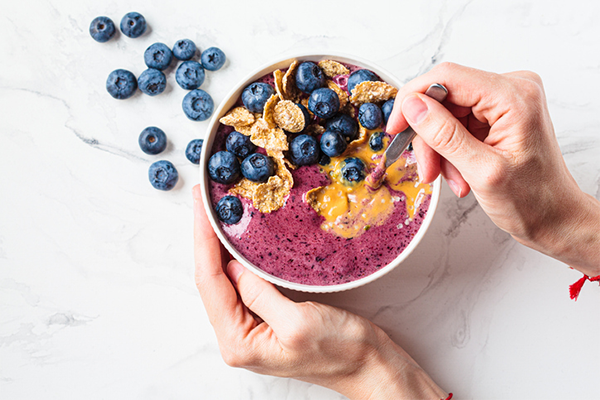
[200,51,441,293]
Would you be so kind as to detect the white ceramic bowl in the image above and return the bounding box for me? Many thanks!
[200,52,441,293]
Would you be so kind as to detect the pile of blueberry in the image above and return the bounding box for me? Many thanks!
[90,12,227,190]
[208,61,396,224]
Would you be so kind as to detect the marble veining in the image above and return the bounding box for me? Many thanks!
[1,0,599,399]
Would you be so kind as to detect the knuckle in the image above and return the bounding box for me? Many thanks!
[432,61,458,75]
[430,118,463,156]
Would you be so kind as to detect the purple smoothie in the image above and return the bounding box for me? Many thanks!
[208,61,431,286]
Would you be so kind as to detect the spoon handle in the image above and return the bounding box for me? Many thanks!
[383,83,448,169]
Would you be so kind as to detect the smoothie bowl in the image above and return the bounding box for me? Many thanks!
[200,53,441,293]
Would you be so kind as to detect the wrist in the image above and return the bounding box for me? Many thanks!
[518,190,600,276]
[333,331,448,400]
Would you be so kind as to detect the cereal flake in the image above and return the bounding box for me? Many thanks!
[219,106,255,127]
[229,178,261,200]
[250,118,288,152]
[318,60,349,77]
[327,80,348,109]
[273,100,305,133]
[350,81,398,106]
[282,61,300,102]
[263,94,280,128]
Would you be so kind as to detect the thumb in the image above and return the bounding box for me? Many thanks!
[227,260,298,332]
[402,93,490,177]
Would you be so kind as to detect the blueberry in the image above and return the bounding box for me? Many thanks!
[139,127,167,155]
[182,89,214,121]
[185,139,204,164]
[290,134,320,166]
[325,114,358,143]
[358,103,383,129]
[347,69,379,94]
[308,88,340,119]
[89,16,115,43]
[208,151,241,184]
[144,43,173,71]
[148,160,178,191]
[106,69,137,100]
[320,130,347,157]
[341,157,366,185]
[369,131,385,152]
[173,39,196,61]
[295,62,326,94]
[241,82,275,113]
[201,47,226,71]
[176,61,205,90]
[216,195,243,225]
[241,153,275,183]
[226,130,257,158]
[318,153,331,166]
[120,12,146,39]
[138,68,167,96]
[381,98,394,123]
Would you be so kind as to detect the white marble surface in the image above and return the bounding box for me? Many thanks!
[1,0,599,399]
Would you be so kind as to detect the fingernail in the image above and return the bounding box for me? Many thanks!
[416,161,424,182]
[403,95,428,125]
[447,179,461,197]
[227,261,244,284]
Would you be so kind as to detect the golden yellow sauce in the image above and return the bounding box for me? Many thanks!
[307,128,431,239]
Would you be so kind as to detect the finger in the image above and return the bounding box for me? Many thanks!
[193,185,247,331]
[227,260,299,334]
[440,157,471,198]
[401,92,497,182]
[412,136,440,184]
[388,62,510,134]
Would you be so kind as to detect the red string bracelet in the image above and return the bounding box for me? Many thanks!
[569,274,600,301]
[441,394,453,400]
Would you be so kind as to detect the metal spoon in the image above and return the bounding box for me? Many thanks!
[383,83,448,169]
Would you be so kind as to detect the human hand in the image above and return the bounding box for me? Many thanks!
[387,63,600,277]
[193,185,448,400]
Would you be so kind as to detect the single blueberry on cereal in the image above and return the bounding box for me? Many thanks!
[120,12,146,38]
[295,61,326,94]
[182,89,214,121]
[347,69,379,94]
[139,127,167,155]
[325,114,358,143]
[89,16,115,43]
[106,69,137,99]
[176,61,205,90]
[148,160,178,191]
[185,139,204,164]
[138,68,167,96]
[216,195,243,225]
[358,103,383,129]
[144,43,173,71]
[290,134,320,166]
[241,153,274,183]
[341,157,366,185]
[381,98,394,123]
[208,151,241,184]
[369,131,385,152]
[173,39,196,60]
[201,47,226,71]
[320,130,347,157]
[308,88,340,119]
[241,82,275,113]
[226,130,257,159]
